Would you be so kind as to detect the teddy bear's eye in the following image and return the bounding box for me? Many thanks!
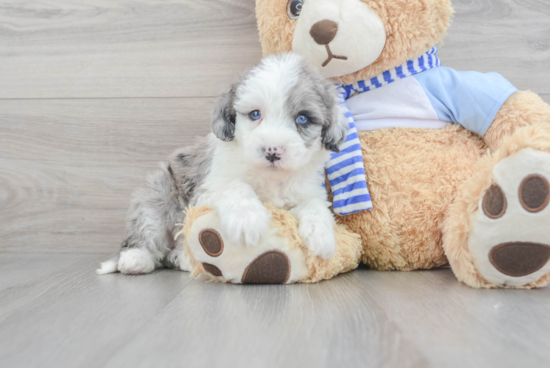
[287,0,303,20]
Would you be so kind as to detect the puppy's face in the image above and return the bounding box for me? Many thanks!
[211,53,347,173]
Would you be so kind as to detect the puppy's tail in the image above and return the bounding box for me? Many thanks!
[96,255,119,275]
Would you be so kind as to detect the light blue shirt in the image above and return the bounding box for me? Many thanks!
[414,67,518,136]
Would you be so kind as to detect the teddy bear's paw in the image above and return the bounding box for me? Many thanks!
[469,148,550,287]
[187,211,308,284]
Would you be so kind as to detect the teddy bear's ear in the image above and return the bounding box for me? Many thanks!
[211,85,238,142]
[322,104,348,153]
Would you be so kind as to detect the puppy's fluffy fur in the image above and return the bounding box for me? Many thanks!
[97,53,347,275]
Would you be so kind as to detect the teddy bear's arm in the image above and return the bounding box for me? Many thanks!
[484,91,550,152]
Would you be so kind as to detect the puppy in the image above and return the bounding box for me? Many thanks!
[97,53,347,275]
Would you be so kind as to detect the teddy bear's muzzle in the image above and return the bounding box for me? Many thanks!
[309,19,348,67]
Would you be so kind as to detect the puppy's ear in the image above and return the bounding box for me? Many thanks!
[211,85,238,142]
[322,105,348,153]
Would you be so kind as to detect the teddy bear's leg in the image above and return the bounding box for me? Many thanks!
[181,205,362,284]
[183,207,310,284]
[443,123,550,288]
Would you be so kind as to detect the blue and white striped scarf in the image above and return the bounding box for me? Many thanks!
[328,48,441,216]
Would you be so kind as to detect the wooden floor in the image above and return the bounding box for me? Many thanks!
[1,1,550,367]
[1,254,550,368]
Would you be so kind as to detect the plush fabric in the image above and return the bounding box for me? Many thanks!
[334,125,486,271]
[485,91,550,151]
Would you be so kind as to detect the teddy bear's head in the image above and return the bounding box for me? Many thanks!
[256,0,453,85]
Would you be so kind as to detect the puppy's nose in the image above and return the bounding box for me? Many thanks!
[266,153,281,163]
[310,20,339,45]
[264,146,282,163]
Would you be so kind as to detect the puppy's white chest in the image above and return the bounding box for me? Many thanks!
[252,178,296,209]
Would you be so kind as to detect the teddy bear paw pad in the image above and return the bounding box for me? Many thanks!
[202,262,223,277]
[519,174,550,213]
[199,229,224,257]
[489,242,550,277]
[469,148,550,287]
[241,251,291,284]
[197,229,225,277]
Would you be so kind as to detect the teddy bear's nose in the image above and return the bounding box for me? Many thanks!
[309,20,339,45]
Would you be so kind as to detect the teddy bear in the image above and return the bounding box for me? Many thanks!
[180,0,550,289]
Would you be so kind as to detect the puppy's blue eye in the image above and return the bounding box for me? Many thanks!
[296,114,309,125]
[249,110,262,121]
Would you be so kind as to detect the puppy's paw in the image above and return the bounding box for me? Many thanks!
[118,248,156,275]
[299,220,336,259]
[220,202,271,247]
[163,249,192,272]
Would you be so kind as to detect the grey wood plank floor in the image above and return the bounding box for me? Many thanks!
[1,254,549,368]
[1,0,550,367]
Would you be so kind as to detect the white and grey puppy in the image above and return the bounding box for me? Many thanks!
[97,53,347,275]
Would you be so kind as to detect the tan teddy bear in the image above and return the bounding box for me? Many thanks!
[181,0,550,288]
